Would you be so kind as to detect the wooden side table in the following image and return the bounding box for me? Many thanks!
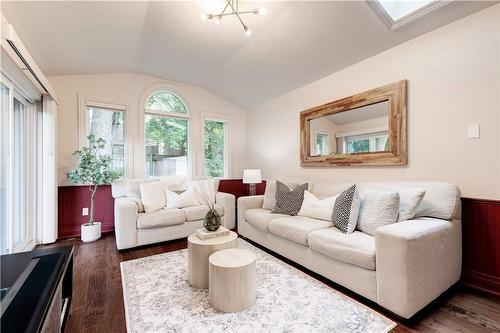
[187,231,238,289]
[209,248,256,313]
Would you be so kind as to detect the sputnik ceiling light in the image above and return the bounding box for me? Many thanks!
[201,0,266,37]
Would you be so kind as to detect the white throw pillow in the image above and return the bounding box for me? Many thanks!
[357,188,400,236]
[366,184,426,221]
[139,181,169,213]
[126,178,159,198]
[262,180,299,210]
[298,191,339,221]
[165,190,199,209]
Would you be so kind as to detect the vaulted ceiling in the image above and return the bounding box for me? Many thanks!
[1,1,494,108]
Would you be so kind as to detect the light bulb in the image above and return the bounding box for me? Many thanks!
[245,27,252,36]
[201,13,208,21]
[258,7,266,15]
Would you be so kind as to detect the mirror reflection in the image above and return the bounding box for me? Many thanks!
[309,100,390,156]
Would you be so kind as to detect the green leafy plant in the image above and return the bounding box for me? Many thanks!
[67,135,122,225]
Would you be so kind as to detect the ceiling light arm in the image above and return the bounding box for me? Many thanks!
[226,0,247,31]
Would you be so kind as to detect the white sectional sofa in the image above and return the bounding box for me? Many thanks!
[237,181,462,319]
[112,179,235,250]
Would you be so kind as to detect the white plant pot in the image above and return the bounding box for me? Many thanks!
[81,222,101,242]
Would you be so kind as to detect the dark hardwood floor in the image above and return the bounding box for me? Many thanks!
[41,233,500,333]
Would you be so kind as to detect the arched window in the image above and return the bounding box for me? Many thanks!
[145,91,187,114]
[144,91,189,177]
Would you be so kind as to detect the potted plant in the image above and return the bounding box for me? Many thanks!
[67,135,122,242]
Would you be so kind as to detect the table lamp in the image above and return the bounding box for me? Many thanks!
[243,169,262,196]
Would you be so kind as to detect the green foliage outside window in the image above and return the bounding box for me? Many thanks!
[204,120,225,177]
[145,115,188,155]
[347,139,370,153]
[146,91,187,114]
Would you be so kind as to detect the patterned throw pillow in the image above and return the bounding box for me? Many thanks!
[331,185,361,233]
[271,181,308,216]
[357,188,400,236]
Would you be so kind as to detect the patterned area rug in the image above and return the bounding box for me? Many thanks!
[121,239,396,333]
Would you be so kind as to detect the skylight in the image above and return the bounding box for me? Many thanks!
[367,0,449,30]
[378,1,434,21]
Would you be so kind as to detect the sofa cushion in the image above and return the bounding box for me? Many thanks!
[245,208,286,232]
[362,181,460,220]
[268,216,332,246]
[182,204,224,222]
[137,208,186,229]
[308,227,376,270]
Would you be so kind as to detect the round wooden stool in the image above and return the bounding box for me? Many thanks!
[208,248,256,313]
[187,231,238,289]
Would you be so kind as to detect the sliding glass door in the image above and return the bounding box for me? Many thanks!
[0,83,8,253]
[1,77,38,254]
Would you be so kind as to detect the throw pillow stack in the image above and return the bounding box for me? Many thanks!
[266,179,426,235]
[138,178,218,213]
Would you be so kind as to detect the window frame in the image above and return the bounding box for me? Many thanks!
[366,0,450,30]
[202,114,230,179]
[77,94,130,178]
[142,89,192,178]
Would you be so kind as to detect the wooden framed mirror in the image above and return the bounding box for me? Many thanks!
[300,80,406,166]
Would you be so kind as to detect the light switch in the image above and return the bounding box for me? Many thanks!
[82,207,89,216]
[467,124,480,139]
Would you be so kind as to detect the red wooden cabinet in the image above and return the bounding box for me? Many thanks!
[461,197,500,296]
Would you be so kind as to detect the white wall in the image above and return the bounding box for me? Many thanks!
[49,73,247,185]
[247,5,500,199]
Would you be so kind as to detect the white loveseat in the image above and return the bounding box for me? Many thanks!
[112,179,235,250]
[237,181,461,319]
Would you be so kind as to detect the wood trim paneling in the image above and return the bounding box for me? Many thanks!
[300,80,407,166]
[461,197,500,297]
[58,185,115,239]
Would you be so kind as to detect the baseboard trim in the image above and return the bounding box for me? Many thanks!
[462,269,500,297]
[58,223,115,239]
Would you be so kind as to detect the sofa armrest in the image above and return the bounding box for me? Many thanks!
[216,192,236,229]
[375,217,462,318]
[237,195,264,234]
[114,197,139,250]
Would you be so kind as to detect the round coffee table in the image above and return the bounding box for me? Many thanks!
[208,248,256,313]
[187,231,238,289]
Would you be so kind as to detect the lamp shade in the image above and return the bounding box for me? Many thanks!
[243,169,262,184]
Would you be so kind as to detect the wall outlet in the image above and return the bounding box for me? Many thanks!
[82,207,89,216]
[467,124,480,139]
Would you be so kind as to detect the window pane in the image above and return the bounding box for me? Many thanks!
[0,84,8,253]
[378,0,433,21]
[316,133,329,155]
[88,107,124,174]
[204,120,225,177]
[146,91,187,114]
[375,136,389,151]
[346,139,370,153]
[145,114,188,176]
[13,98,28,248]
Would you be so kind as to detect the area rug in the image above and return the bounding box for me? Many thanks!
[121,239,396,333]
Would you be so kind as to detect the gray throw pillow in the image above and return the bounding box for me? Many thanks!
[271,181,308,216]
[332,185,361,233]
